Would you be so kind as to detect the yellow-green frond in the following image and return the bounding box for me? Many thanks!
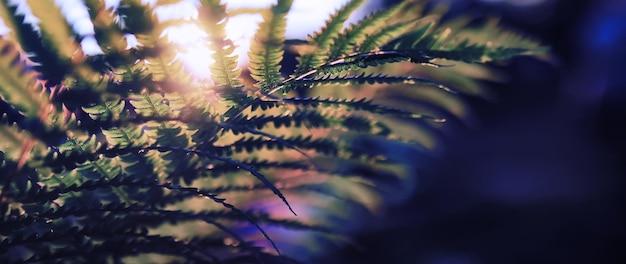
[328,1,408,59]
[25,0,77,61]
[0,38,45,118]
[248,0,293,92]
[294,0,364,76]
[198,0,243,89]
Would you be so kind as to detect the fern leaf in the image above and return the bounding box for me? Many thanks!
[228,110,395,136]
[150,145,297,216]
[248,0,292,92]
[58,137,130,204]
[282,97,441,119]
[102,127,147,149]
[384,21,541,63]
[148,123,198,185]
[0,125,24,161]
[234,127,314,158]
[422,41,531,63]
[0,0,70,86]
[54,0,101,56]
[247,96,445,128]
[129,93,172,117]
[359,20,432,53]
[0,1,21,43]
[82,100,125,122]
[198,0,243,89]
[24,0,77,61]
[291,51,412,85]
[206,159,310,178]
[328,1,408,59]
[81,0,132,65]
[152,184,282,255]
[0,38,45,118]
[216,136,338,156]
[293,0,365,78]
[292,73,454,93]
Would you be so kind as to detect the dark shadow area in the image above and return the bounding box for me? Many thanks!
[327,0,626,263]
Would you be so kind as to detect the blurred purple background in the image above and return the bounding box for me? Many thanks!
[323,0,626,263]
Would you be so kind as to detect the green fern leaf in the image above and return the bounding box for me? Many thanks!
[0,1,71,86]
[130,94,172,117]
[328,1,408,59]
[0,38,46,118]
[24,0,77,62]
[293,0,365,79]
[206,159,309,178]
[82,100,125,122]
[248,0,293,92]
[102,126,148,149]
[384,20,542,63]
[280,97,441,119]
[198,0,243,89]
[292,73,453,92]
[359,20,432,53]
[217,135,338,156]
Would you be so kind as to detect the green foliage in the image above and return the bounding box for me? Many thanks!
[248,0,292,92]
[0,0,542,263]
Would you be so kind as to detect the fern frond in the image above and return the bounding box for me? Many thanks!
[227,110,395,136]
[329,1,408,59]
[388,37,533,63]
[283,97,440,118]
[24,0,77,61]
[198,0,243,89]
[292,72,454,93]
[101,126,156,179]
[0,225,224,262]
[0,0,545,262]
[384,18,542,63]
[0,38,45,118]
[0,1,71,86]
[358,19,432,53]
[248,0,292,92]
[0,125,25,159]
[273,51,433,96]
[150,145,297,216]
[293,0,365,78]
[206,159,310,178]
[129,94,168,117]
[0,1,21,43]
[215,135,338,156]
[82,99,126,122]
[57,137,131,206]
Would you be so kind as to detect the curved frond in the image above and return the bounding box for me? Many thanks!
[0,0,545,262]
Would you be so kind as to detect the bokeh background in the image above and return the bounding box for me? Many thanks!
[322,0,626,263]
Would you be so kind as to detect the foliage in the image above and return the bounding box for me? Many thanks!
[0,0,541,263]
